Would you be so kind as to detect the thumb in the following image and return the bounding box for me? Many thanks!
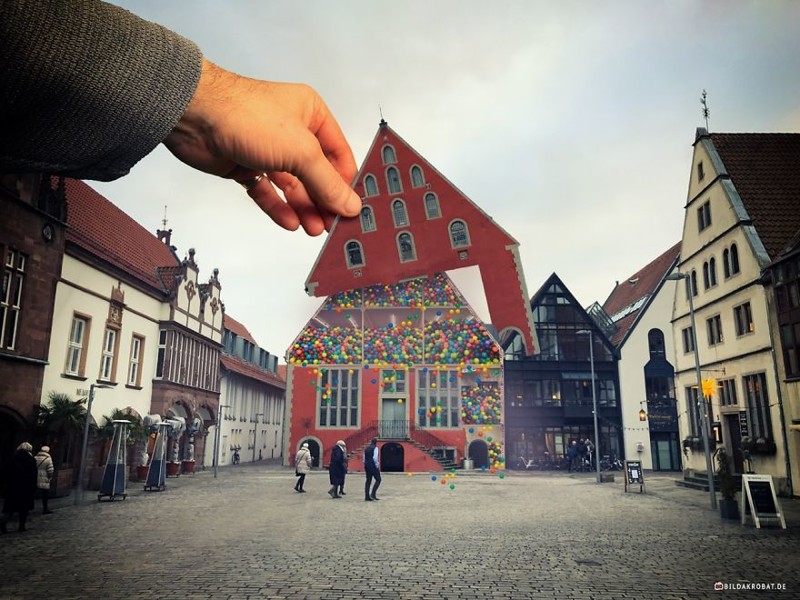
[295,141,362,218]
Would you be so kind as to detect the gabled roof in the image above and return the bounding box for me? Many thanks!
[707,133,800,261]
[63,178,178,292]
[223,313,258,345]
[304,120,537,355]
[602,242,681,348]
[220,354,286,390]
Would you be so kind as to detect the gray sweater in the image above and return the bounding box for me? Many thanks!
[0,0,202,181]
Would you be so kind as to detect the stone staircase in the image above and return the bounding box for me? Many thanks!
[675,470,741,492]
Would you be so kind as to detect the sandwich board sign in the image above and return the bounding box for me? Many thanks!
[624,460,645,493]
[741,474,786,529]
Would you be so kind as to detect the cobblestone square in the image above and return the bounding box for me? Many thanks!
[2,464,798,599]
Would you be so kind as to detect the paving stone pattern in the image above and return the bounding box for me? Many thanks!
[1,464,799,599]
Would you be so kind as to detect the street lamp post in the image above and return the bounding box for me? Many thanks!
[665,272,717,510]
[75,383,110,505]
[577,329,602,484]
[213,404,230,478]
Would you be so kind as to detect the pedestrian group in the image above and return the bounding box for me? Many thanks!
[294,437,381,502]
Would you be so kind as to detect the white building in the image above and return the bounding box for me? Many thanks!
[209,314,285,466]
[603,243,682,470]
[673,129,800,495]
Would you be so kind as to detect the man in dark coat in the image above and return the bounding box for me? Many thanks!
[363,437,381,501]
[328,441,346,499]
[1,442,37,533]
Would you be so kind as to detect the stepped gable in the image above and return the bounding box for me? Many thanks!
[709,133,800,261]
[63,178,178,292]
[602,242,681,347]
[305,120,537,356]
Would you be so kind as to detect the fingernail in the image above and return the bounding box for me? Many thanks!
[344,193,362,215]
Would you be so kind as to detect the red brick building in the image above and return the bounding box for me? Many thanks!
[285,121,536,472]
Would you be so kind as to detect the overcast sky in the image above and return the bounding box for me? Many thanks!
[93,0,800,359]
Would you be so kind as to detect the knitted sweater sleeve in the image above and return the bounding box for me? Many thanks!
[0,0,202,181]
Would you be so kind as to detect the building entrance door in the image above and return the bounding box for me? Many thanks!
[649,432,681,471]
[724,413,745,474]
[380,398,407,439]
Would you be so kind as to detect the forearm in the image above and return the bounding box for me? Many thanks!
[0,0,201,180]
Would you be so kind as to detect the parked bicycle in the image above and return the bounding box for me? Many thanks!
[599,454,623,471]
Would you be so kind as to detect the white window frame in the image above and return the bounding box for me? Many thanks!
[449,219,470,248]
[392,199,408,227]
[360,206,376,232]
[397,231,417,263]
[386,167,402,194]
[65,315,88,375]
[363,174,378,197]
[424,192,441,219]
[128,335,143,386]
[410,165,425,187]
[100,327,117,381]
[345,240,365,268]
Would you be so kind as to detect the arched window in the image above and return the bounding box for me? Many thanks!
[386,167,402,194]
[730,243,740,274]
[690,270,698,297]
[450,220,470,248]
[723,248,731,278]
[360,206,376,232]
[424,193,441,219]
[345,240,364,268]
[648,329,666,358]
[410,165,424,188]
[702,261,710,290]
[397,232,416,262]
[709,257,717,287]
[392,199,408,227]
[364,174,378,197]
[382,145,397,164]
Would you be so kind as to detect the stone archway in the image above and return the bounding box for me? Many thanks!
[300,438,321,468]
[468,440,490,469]
[380,442,404,472]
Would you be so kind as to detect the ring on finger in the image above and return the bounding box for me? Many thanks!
[239,173,266,192]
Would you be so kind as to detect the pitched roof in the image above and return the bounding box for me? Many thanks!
[709,133,800,261]
[220,355,286,390]
[223,313,258,345]
[63,178,178,291]
[602,242,681,347]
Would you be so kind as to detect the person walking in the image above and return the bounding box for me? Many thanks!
[363,437,381,501]
[566,440,579,473]
[338,441,348,496]
[328,440,346,499]
[1,442,37,533]
[34,445,54,514]
[294,442,312,493]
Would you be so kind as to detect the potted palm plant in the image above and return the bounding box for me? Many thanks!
[35,392,87,497]
[716,447,739,520]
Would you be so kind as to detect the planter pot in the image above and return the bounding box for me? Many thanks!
[182,460,196,474]
[136,465,149,481]
[719,498,739,520]
[166,462,181,477]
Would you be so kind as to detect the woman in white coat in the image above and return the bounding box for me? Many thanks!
[294,442,312,493]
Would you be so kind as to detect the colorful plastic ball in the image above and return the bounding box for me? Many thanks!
[440,479,446,485]
[407,472,413,477]
[498,473,505,479]
[431,475,437,481]
[449,484,455,490]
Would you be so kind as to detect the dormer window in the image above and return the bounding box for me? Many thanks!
[386,167,402,194]
[382,145,397,164]
[364,174,378,197]
[411,165,425,188]
[449,219,470,248]
[392,199,408,227]
[424,193,441,219]
[397,232,416,262]
[345,240,365,268]
[360,206,376,232]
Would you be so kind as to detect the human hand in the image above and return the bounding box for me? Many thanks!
[164,59,361,235]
